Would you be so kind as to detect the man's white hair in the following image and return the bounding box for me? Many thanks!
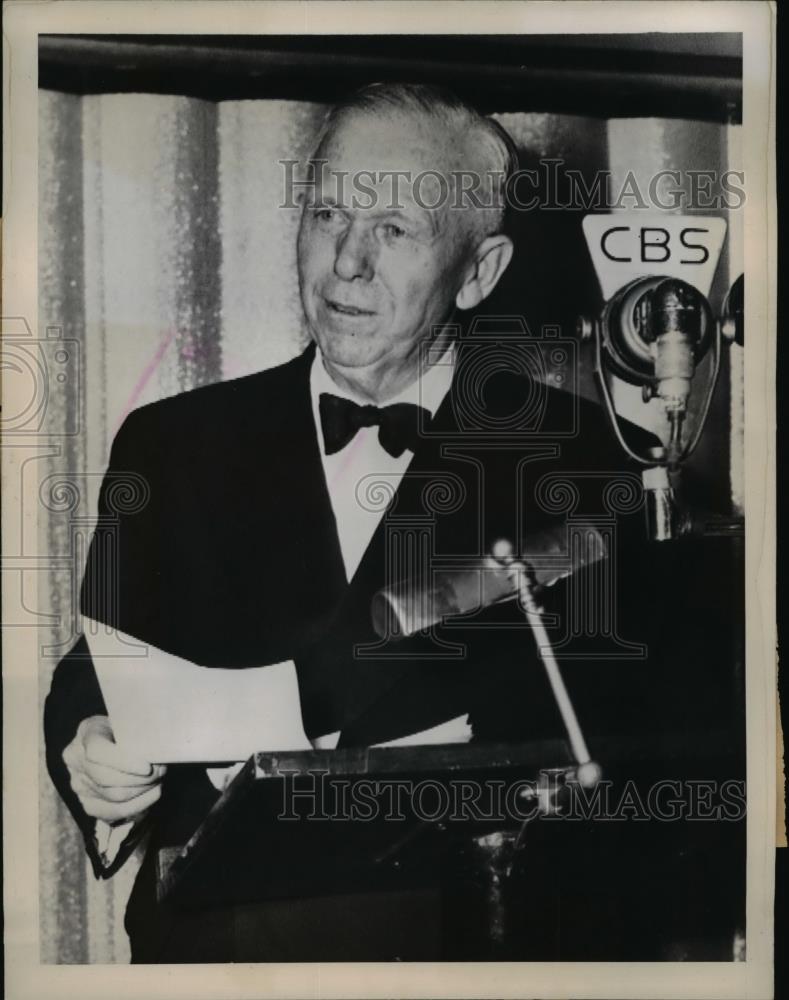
[314,81,519,239]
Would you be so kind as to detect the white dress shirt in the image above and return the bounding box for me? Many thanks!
[310,344,455,580]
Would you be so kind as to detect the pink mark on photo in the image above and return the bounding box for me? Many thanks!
[115,328,177,433]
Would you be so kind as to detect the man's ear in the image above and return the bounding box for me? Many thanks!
[455,234,515,311]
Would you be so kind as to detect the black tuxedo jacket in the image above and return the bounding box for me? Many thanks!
[45,341,675,960]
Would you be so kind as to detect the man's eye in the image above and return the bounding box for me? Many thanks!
[380,222,407,240]
[313,208,343,225]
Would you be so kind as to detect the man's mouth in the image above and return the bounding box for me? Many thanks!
[325,299,375,317]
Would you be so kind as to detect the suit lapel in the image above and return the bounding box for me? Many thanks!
[251,344,348,651]
[279,342,346,585]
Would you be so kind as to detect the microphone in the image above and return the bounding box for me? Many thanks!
[371,521,607,640]
[577,275,735,540]
[640,278,711,463]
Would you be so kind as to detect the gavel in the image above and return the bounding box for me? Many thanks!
[371,522,604,789]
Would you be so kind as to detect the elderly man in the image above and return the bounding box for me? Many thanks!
[45,83,653,962]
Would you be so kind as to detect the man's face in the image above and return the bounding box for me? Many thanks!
[297,111,474,375]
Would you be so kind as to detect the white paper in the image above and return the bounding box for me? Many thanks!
[374,714,472,748]
[88,619,473,762]
[87,623,311,763]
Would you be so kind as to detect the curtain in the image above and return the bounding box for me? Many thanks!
[38,90,327,963]
[38,90,737,962]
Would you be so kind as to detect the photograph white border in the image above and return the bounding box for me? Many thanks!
[3,2,776,998]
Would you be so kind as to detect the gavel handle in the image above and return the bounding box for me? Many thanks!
[494,550,601,787]
[516,575,592,767]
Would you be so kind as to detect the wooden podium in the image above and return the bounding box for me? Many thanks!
[157,739,571,906]
[155,734,745,961]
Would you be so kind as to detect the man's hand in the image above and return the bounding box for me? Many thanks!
[63,715,167,824]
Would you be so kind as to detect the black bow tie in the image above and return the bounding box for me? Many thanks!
[319,393,429,458]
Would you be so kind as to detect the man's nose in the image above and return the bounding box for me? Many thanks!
[334,223,375,282]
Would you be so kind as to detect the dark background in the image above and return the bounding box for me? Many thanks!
[39,33,742,121]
